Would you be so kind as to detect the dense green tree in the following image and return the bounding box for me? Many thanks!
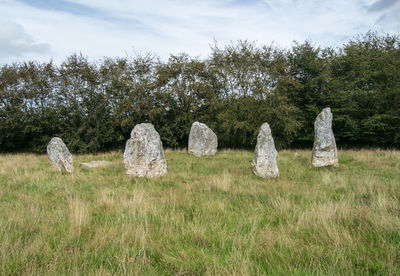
[278,41,332,147]
[0,32,399,153]
[100,54,157,148]
[152,54,216,148]
[330,32,400,147]
[0,64,25,151]
[209,40,301,149]
[56,54,108,152]
[17,61,58,152]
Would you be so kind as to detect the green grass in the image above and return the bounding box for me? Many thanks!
[0,149,399,275]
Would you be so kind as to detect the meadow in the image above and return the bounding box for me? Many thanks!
[0,150,399,275]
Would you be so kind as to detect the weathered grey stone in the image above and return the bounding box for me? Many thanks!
[47,137,74,173]
[252,123,279,178]
[188,122,218,157]
[312,107,339,167]
[80,160,113,168]
[123,123,167,177]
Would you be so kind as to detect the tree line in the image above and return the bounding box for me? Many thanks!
[1,32,399,153]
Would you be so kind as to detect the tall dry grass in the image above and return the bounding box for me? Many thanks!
[0,149,399,274]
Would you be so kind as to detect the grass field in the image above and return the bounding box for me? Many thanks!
[0,149,399,275]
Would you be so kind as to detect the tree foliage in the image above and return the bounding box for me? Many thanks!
[0,32,399,153]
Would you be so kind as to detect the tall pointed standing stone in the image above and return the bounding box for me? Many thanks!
[124,123,167,177]
[312,107,339,167]
[252,123,279,178]
[188,122,218,157]
[47,137,74,173]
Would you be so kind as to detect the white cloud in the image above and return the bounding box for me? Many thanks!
[368,0,400,32]
[0,22,50,61]
[0,0,398,64]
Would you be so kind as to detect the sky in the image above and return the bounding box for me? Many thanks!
[0,0,399,64]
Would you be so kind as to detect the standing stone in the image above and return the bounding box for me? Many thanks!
[47,137,74,173]
[312,107,339,167]
[188,122,218,157]
[252,123,279,178]
[124,123,167,177]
